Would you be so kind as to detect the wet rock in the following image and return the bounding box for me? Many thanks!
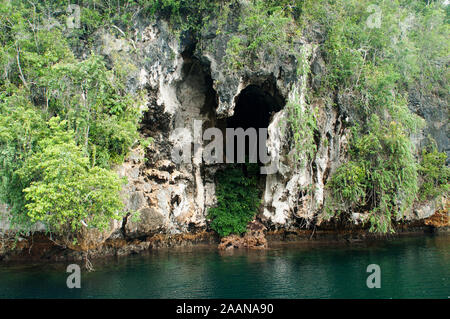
[409,198,442,221]
[424,198,449,228]
[218,220,268,250]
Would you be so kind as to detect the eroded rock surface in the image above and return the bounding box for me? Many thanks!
[218,220,268,250]
[0,7,448,259]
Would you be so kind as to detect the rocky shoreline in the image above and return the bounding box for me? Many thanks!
[1,209,447,264]
[0,3,448,266]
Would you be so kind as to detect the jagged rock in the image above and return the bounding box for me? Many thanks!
[424,198,449,228]
[128,191,146,212]
[409,198,442,221]
[125,207,165,238]
[218,220,268,250]
[1,4,448,260]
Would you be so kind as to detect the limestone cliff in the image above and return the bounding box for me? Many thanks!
[0,2,448,261]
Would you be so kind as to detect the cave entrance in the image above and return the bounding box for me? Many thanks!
[225,84,285,168]
[207,83,285,236]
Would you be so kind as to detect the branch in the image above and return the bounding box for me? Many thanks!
[111,24,126,37]
[16,48,29,90]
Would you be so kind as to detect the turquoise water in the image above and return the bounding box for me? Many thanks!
[0,234,448,298]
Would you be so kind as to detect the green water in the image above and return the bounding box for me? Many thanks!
[0,234,448,298]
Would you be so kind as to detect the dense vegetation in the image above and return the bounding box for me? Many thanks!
[0,0,448,238]
[207,164,261,237]
[297,0,449,232]
[0,1,146,234]
[418,141,450,201]
[220,0,449,233]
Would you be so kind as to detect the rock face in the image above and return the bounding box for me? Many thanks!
[218,220,268,250]
[409,90,449,162]
[0,6,448,258]
[108,17,352,237]
[108,13,446,240]
[424,199,449,228]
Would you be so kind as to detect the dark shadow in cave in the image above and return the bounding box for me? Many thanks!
[226,84,285,170]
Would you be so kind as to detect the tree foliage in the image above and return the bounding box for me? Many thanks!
[207,164,261,237]
[0,1,143,235]
[418,140,449,201]
[329,115,420,233]
[225,0,292,70]
[22,118,126,233]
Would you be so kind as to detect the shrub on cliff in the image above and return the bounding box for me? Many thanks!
[328,115,420,233]
[21,118,126,233]
[0,1,143,235]
[207,164,261,237]
[418,141,449,201]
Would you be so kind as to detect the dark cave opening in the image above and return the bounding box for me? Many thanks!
[225,84,285,167]
[212,83,286,230]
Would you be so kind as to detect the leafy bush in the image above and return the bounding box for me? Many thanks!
[225,0,292,70]
[329,115,420,233]
[22,118,126,232]
[418,142,449,201]
[0,92,48,232]
[0,1,143,235]
[40,52,142,167]
[207,164,261,237]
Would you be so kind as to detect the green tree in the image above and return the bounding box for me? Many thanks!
[0,1,144,235]
[21,118,126,233]
[329,115,420,233]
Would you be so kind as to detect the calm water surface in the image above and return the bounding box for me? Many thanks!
[0,234,448,298]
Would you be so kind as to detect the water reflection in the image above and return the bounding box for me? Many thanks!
[0,234,448,298]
